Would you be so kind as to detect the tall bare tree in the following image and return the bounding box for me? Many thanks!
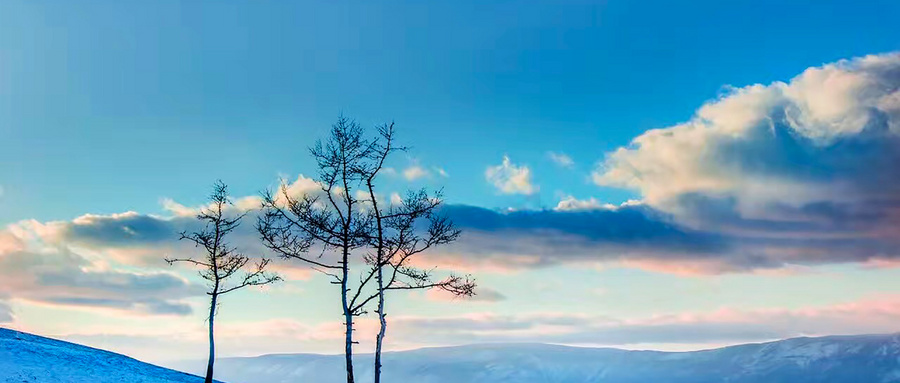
[361,124,475,383]
[256,116,376,383]
[257,117,474,383]
[166,181,280,383]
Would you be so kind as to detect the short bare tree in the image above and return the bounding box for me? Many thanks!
[166,181,280,383]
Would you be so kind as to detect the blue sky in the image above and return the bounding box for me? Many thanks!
[3,0,900,366]
[4,0,900,223]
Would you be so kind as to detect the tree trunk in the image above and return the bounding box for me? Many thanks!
[342,250,355,383]
[374,265,387,383]
[205,292,218,383]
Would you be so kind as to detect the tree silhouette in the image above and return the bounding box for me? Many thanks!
[166,181,280,383]
[257,117,475,383]
[257,116,375,383]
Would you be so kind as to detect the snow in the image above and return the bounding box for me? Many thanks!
[0,328,209,383]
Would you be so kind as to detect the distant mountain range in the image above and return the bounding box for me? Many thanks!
[182,334,900,383]
[4,326,900,383]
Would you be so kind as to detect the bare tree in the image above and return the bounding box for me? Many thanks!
[361,124,475,383]
[166,180,280,383]
[257,117,474,383]
[256,116,376,383]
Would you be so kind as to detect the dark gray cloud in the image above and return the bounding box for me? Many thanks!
[431,200,900,273]
[434,204,745,271]
[64,213,178,246]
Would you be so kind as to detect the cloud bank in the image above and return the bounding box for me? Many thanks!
[0,226,201,317]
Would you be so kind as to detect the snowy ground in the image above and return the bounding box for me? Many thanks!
[0,328,209,383]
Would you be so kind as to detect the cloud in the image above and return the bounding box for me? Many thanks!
[0,300,12,323]
[0,175,330,316]
[554,196,641,211]
[35,176,322,263]
[428,204,743,274]
[381,295,900,347]
[15,197,751,278]
[399,161,449,181]
[403,165,429,181]
[0,226,201,316]
[581,52,900,271]
[425,287,507,303]
[424,198,900,274]
[10,158,899,287]
[547,151,575,168]
[162,174,322,218]
[595,52,900,224]
[485,156,538,195]
[35,211,311,279]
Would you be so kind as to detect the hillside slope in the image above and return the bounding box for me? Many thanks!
[0,328,208,383]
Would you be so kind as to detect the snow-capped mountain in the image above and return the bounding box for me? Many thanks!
[0,328,208,383]
[185,334,900,383]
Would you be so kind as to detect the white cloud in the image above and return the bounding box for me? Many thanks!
[160,175,321,217]
[554,196,642,211]
[547,151,575,168]
[396,160,448,181]
[390,192,403,206]
[555,196,614,211]
[485,156,538,195]
[594,52,900,235]
[403,165,429,181]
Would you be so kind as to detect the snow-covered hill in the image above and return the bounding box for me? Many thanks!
[179,334,900,383]
[0,328,208,383]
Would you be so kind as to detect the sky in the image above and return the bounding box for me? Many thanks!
[2,0,900,368]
